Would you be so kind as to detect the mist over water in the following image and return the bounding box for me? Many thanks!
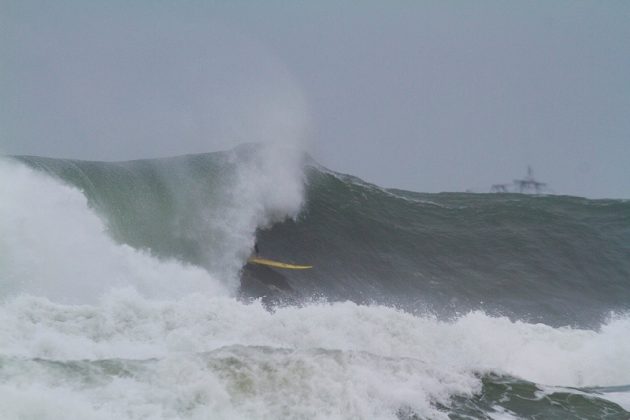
[1,148,629,419]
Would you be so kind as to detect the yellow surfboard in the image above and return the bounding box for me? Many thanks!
[247,257,313,270]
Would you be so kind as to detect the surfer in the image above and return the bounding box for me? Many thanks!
[254,242,259,256]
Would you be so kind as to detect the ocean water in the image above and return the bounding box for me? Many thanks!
[1,145,629,419]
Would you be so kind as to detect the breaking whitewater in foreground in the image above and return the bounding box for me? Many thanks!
[2,144,629,419]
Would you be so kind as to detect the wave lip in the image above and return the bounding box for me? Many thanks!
[8,143,306,294]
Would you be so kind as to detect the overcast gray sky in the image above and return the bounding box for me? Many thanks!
[2,1,629,198]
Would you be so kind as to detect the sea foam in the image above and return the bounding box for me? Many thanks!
[1,293,629,419]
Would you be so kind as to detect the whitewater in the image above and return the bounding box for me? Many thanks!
[1,147,629,419]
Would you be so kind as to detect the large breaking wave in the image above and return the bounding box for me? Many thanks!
[2,145,629,419]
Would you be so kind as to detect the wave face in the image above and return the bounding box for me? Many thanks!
[2,146,630,419]
[261,168,630,327]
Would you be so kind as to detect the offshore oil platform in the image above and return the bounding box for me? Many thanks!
[491,166,548,194]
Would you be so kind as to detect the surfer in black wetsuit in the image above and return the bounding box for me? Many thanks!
[254,242,259,256]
